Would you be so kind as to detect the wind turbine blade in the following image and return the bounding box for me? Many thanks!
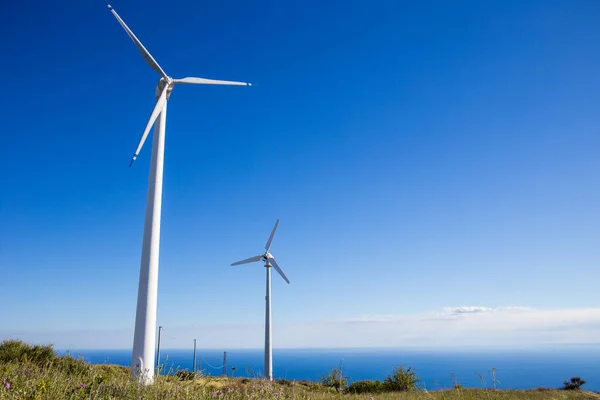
[265,219,279,252]
[269,257,290,284]
[173,77,252,86]
[105,2,167,78]
[231,255,263,266]
[129,85,168,166]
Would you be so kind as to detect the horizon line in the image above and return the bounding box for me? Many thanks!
[55,343,600,352]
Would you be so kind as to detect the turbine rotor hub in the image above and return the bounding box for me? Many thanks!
[156,76,175,98]
[263,252,272,266]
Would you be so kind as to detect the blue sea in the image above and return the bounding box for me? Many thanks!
[57,347,600,392]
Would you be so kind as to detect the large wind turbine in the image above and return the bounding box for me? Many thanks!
[104,2,252,384]
[231,219,290,381]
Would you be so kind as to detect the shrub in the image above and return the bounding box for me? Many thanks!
[563,376,586,390]
[0,340,56,365]
[54,355,92,375]
[346,379,384,394]
[319,367,347,393]
[0,339,29,363]
[176,369,197,381]
[25,344,56,365]
[383,365,421,392]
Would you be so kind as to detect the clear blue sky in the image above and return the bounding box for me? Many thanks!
[1,0,599,349]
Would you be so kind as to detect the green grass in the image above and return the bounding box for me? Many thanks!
[1,340,599,399]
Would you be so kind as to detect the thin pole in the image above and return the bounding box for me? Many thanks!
[131,95,167,384]
[223,352,228,376]
[265,264,272,380]
[156,326,163,374]
[193,339,197,373]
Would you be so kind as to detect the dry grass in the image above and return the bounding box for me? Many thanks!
[1,341,598,399]
[1,360,599,400]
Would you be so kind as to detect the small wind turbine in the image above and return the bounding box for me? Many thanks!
[103,1,252,384]
[231,219,290,381]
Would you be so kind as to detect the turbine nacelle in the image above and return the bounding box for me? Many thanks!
[156,77,175,99]
[263,252,273,264]
[231,219,290,284]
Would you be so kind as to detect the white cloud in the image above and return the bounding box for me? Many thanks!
[338,306,600,348]
[442,306,493,314]
[3,307,600,350]
[444,306,535,315]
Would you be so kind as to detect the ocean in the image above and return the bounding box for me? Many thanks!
[57,347,600,392]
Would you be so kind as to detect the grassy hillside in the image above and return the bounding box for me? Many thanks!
[1,340,598,400]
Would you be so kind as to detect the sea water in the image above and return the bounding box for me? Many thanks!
[57,347,600,391]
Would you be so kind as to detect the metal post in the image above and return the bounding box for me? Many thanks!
[222,352,227,377]
[156,326,162,375]
[193,339,197,373]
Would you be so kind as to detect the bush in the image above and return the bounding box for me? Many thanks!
[54,355,92,376]
[0,339,29,363]
[0,339,56,365]
[563,376,586,390]
[383,365,421,392]
[319,367,347,393]
[346,379,384,394]
[176,369,197,381]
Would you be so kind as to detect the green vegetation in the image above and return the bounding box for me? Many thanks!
[176,369,200,381]
[383,364,421,392]
[345,365,420,394]
[0,340,56,365]
[346,379,384,394]
[564,377,587,391]
[319,366,347,393]
[1,340,599,399]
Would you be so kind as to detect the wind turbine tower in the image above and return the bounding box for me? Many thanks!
[103,2,252,384]
[231,219,290,380]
